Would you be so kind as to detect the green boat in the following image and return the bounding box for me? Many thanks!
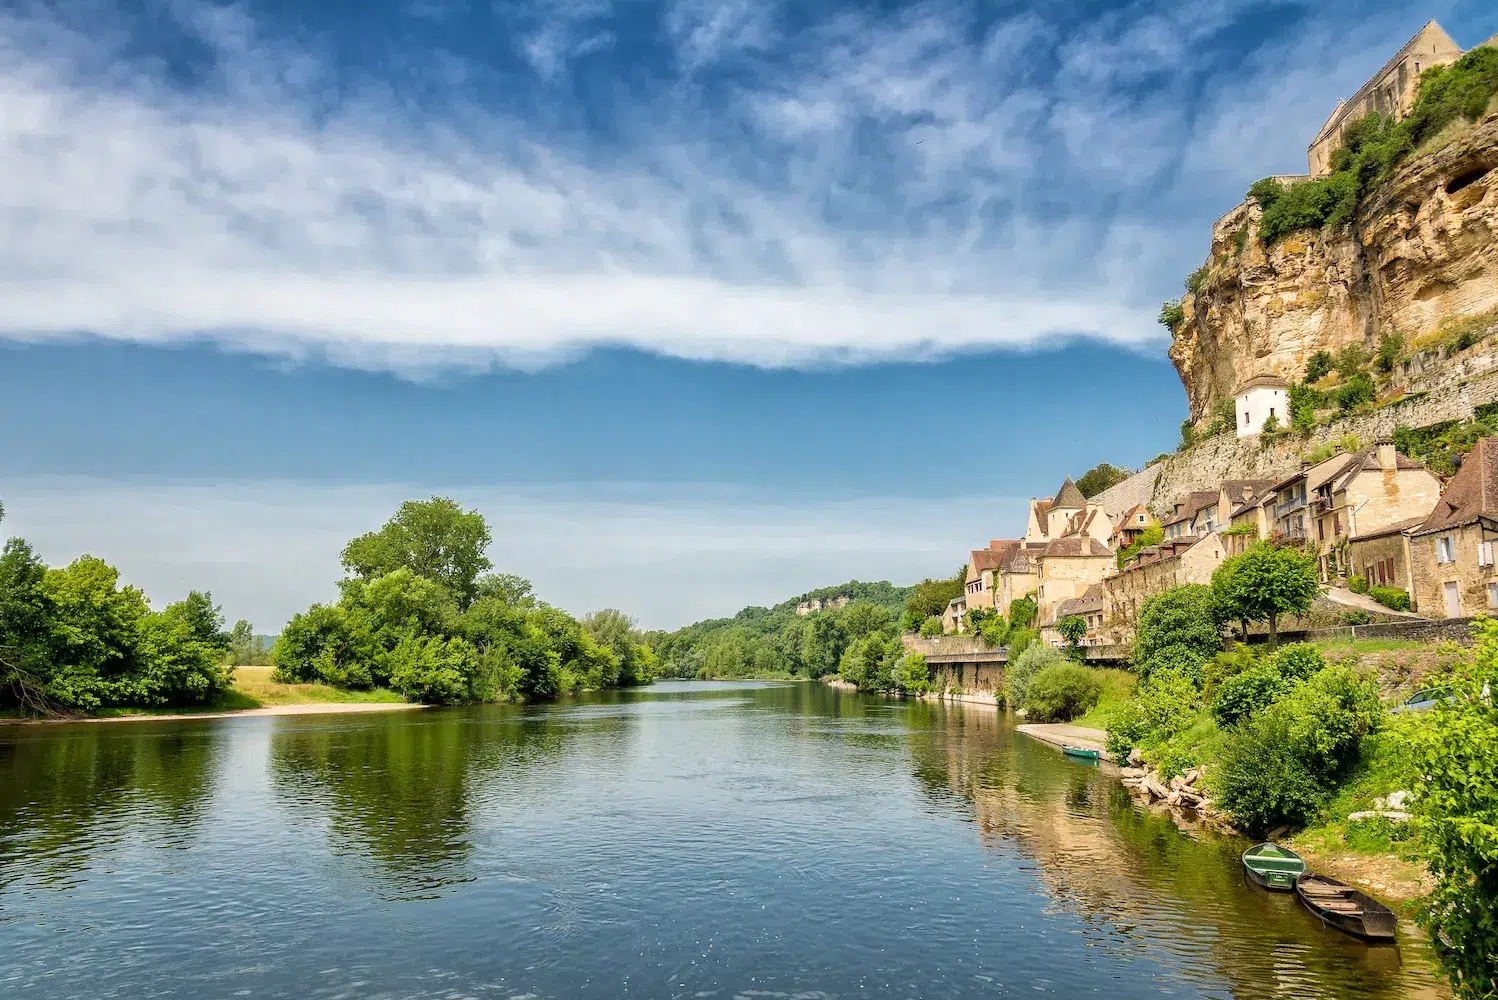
[1241,843,1306,891]
[1061,745,1101,761]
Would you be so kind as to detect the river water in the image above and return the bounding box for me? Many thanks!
[0,681,1447,999]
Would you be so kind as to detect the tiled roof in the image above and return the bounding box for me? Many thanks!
[1001,542,1046,574]
[1326,447,1428,493]
[1058,583,1107,616]
[1042,536,1111,558]
[969,548,1008,573]
[1235,374,1290,393]
[1412,437,1498,536]
[1220,479,1275,507]
[1162,490,1218,527]
[1052,477,1087,511]
[1349,516,1427,542]
[1031,498,1054,537]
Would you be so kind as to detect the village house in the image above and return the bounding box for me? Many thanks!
[963,542,1018,613]
[1036,534,1114,638]
[995,541,1045,623]
[1227,489,1275,555]
[1161,491,1218,540]
[1109,504,1156,550]
[1265,453,1352,541]
[1309,444,1441,583]
[1348,518,1426,597]
[1233,375,1290,438]
[942,595,966,634]
[1044,584,1108,648]
[1408,437,1498,617]
[1103,532,1226,641]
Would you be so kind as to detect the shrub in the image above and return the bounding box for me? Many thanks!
[1008,596,1037,630]
[1304,350,1334,383]
[1334,343,1370,379]
[1024,663,1103,722]
[1133,584,1223,684]
[1005,643,1066,711]
[977,617,1007,647]
[1407,617,1498,997]
[1375,331,1405,373]
[1332,371,1375,411]
[1369,586,1411,612]
[1288,382,1321,434]
[388,634,476,705]
[1268,643,1326,682]
[1348,574,1369,595]
[1342,609,1373,625]
[1212,663,1287,728]
[1158,299,1185,330]
[1006,627,1037,660]
[919,616,943,638]
[895,653,930,695]
[1104,669,1201,760]
[1185,266,1209,296]
[1202,643,1260,697]
[1213,664,1383,831]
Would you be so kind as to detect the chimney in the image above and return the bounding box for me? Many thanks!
[1376,441,1397,471]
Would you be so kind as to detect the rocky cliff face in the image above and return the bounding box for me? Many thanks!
[1171,112,1498,423]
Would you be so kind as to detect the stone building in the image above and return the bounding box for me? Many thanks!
[1347,517,1426,597]
[1307,21,1465,176]
[996,542,1045,623]
[1044,584,1108,648]
[1308,444,1441,582]
[963,542,1018,614]
[1103,533,1226,642]
[1408,437,1498,617]
[1035,535,1114,636]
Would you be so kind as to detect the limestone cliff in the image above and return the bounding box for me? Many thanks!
[1171,112,1498,423]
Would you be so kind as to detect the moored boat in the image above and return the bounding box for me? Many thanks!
[1061,745,1101,761]
[1241,843,1306,890]
[1295,872,1398,942]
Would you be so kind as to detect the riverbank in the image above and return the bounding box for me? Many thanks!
[1014,717,1433,905]
[0,666,412,726]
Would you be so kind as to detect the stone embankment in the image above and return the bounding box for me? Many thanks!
[1118,756,1240,834]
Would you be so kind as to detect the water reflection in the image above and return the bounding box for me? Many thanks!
[904,700,1446,999]
[0,722,221,892]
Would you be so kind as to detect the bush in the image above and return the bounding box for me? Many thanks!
[1104,669,1201,761]
[977,617,1008,647]
[1407,617,1498,997]
[1134,584,1224,684]
[388,634,476,705]
[1348,574,1369,595]
[1334,343,1370,379]
[1369,586,1411,612]
[918,616,944,638]
[1288,382,1321,434]
[1202,643,1260,697]
[1006,627,1036,660]
[1375,331,1404,374]
[894,653,929,695]
[1005,643,1066,712]
[1342,609,1373,625]
[1212,664,1287,728]
[1332,372,1375,411]
[1024,663,1103,722]
[1185,266,1209,296]
[1269,643,1326,682]
[1158,299,1185,330]
[1304,350,1334,383]
[1213,664,1383,831]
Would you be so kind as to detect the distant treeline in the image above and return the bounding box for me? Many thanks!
[655,575,967,680]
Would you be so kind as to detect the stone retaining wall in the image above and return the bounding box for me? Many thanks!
[1243,616,1480,647]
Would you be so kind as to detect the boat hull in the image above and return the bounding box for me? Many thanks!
[1061,746,1100,761]
[1295,873,1398,942]
[1241,843,1306,892]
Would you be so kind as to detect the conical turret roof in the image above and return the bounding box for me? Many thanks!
[1053,477,1086,510]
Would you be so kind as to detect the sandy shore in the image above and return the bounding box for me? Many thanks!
[5,702,425,726]
[1015,722,1111,757]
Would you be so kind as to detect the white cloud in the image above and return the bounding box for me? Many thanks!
[0,478,1023,631]
[0,1,1449,374]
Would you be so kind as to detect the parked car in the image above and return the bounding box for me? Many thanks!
[1391,685,1456,713]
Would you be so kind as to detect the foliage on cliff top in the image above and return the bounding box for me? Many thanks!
[1075,462,1131,498]
[1248,47,1498,245]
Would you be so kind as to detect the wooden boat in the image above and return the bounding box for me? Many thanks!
[1061,745,1101,761]
[1295,872,1398,942]
[1241,843,1306,890]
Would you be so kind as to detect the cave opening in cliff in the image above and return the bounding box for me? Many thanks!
[1446,166,1491,195]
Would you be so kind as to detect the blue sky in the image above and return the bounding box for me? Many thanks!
[1,0,1495,629]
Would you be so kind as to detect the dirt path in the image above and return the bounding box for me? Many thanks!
[4,702,425,726]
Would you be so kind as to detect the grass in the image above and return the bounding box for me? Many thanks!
[1,665,405,721]
[1073,667,1137,730]
[228,665,404,707]
[1311,636,1425,655]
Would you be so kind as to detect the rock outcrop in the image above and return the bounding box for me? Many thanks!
[1172,112,1498,423]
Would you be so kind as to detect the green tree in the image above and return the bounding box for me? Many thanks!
[1056,615,1087,658]
[1375,331,1405,374]
[583,608,655,686]
[1076,463,1130,499]
[1407,619,1498,998]
[474,573,535,607]
[1008,595,1037,630]
[904,573,965,621]
[918,616,943,638]
[800,613,848,678]
[1304,350,1333,383]
[1133,584,1224,683]
[841,601,893,641]
[1213,543,1320,647]
[1006,643,1066,711]
[340,497,493,609]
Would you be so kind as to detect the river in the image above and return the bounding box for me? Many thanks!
[0,680,1447,999]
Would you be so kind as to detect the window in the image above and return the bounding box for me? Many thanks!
[1318,520,1325,541]
[1269,407,1276,418]
[1480,541,1494,568]
[1437,536,1455,564]
[1489,583,1498,609]
[1333,513,1341,536]
[1243,412,1250,426]
[1137,514,1146,524]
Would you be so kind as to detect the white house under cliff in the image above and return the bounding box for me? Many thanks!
[1235,375,1290,437]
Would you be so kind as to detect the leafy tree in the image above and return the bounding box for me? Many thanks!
[1076,463,1130,499]
[474,573,535,608]
[1133,584,1224,683]
[1288,382,1321,435]
[1057,615,1087,657]
[918,616,943,638]
[582,608,655,686]
[1158,299,1184,330]
[1332,371,1375,411]
[1024,663,1102,722]
[1211,664,1287,727]
[800,613,848,678]
[1008,595,1037,630]
[1116,524,1164,568]
[1407,618,1498,998]
[1304,350,1334,383]
[1334,342,1370,379]
[340,497,493,609]
[904,573,965,621]
[1212,543,1320,647]
[1104,668,1201,761]
[842,601,893,641]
